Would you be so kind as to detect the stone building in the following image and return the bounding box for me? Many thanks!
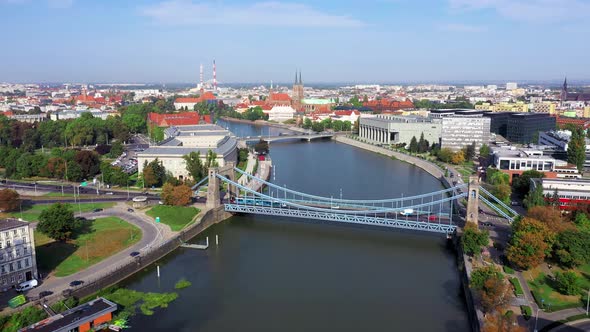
[0,218,38,289]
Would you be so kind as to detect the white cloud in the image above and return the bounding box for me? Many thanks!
[439,23,486,32]
[449,0,590,23]
[139,1,365,28]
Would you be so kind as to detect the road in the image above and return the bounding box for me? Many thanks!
[0,180,160,199]
[1,203,172,308]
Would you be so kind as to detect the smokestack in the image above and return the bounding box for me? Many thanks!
[213,60,217,92]
[199,63,203,88]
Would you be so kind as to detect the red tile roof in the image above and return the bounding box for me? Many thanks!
[269,93,291,101]
[175,97,200,104]
[363,98,414,111]
[334,110,360,116]
[148,112,211,127]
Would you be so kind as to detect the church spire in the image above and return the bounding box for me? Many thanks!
[295,70,298,84]
[299,70,302,85]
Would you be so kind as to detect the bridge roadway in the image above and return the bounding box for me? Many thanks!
[239,133,334,143]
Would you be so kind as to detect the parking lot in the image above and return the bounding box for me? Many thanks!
[111,135,149,174]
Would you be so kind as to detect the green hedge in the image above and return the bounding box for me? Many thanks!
[520,305,532,320]
[510,277,524,296]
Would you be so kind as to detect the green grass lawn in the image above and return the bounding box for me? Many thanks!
[35,217,141,277]
[526,269,583,311]
[10,202,115,222]
[146,205,200,232]
[509,277,524,296]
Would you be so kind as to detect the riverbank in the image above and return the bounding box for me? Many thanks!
[333,136,458,190]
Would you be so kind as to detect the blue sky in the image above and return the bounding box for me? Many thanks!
[0,0,589,83]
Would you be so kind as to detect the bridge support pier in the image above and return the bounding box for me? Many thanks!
[466,176,480,225]
[206,162,237,209]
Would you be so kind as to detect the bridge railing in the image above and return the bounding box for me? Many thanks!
[479,195,515,222]
[217,174,467,215]
[234,167,467,206]
[478,186,519,216]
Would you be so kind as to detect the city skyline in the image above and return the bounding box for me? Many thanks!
[1,0,589,83]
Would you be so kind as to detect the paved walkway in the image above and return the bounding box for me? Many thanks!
[0,203,173,314]
[238,150,257,186]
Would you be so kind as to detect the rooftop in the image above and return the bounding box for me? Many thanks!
[0,218,28,231]
[140,136,237,157]
[20,297,117,332]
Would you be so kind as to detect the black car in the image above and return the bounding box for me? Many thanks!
[69,280,84,287]
[129,251,140,257]
[39,290,53,298]
[127,208,134,213]
[93,208,103,213]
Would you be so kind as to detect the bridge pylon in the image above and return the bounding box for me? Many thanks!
[466,175,480,225]
[206,161,236,209]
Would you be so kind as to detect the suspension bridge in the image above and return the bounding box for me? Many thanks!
[200,162,519,235]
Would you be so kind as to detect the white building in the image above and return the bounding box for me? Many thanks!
[137,124,238,180]
[50,109,113,120]
[506,82,518,90]
[268,105,295,123]
[0,218,38,289]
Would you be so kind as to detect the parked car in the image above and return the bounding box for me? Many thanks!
[93,208,103,213]
[39,290,53,298]
[127,208,134,213]
[105,192,114,195]
[129,251,140,257]
[69,280,84,287]
[15,279,38,292]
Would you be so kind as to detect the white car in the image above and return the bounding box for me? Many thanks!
[16,279,38,292]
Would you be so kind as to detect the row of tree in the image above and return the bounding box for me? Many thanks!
[0,147,101,181]
[302,118,352,132]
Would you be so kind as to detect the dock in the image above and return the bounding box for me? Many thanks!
[179,237,209,250]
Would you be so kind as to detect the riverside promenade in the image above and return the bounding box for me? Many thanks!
[333,136,460,189]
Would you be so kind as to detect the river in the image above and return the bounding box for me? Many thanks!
[124,120,470,331]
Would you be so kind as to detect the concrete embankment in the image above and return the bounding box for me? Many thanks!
[333,136,446,180]
[220,117,304,134]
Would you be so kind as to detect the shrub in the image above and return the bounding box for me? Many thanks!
[520,305,532,320]
[503,265,515,274]
[554,271,582,295]
[509,277,524,296]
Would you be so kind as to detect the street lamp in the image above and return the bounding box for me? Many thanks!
[534,308,541,332]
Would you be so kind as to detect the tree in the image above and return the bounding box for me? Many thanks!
[480,277,513,313]
[408,136,418,153]
[506,217,553,270]
[553,230,590,268]
[183,152,204,182]
[417,132,429,153]
[512,170,544,197]
[162,183,193,206]
[122,113,146,134]
[491,184,511,205]
[486,168,509,185]
[461,223,489,256]
[204,150,219,172]
[464,141,476,160]
[527,206,572,233]
[554,271,582,295]
[479,144,491,158]
[311,121,324,133]
[143,159,166,188]
[109,141,124,158]
[471,266,501,289]
[437,148,454,163]
[523,184,546,209]
[567,127,586,173]
[37,203,79,242]
[74,150,101,179]
[573,212,590,233]
[254,140,269,155]
[303,118,312,130]
[0,189,20,212]
[451,151,465,164]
